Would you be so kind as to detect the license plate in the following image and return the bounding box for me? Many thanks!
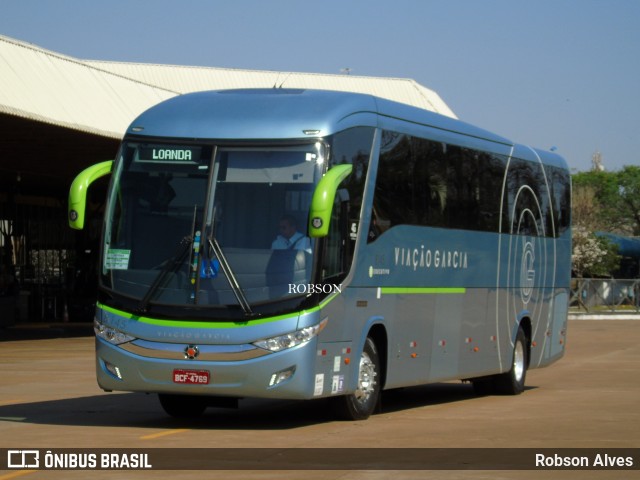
[173,369,210,385]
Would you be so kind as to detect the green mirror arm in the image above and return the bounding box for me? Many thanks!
[68,160,113,230]
[308,164,353,238]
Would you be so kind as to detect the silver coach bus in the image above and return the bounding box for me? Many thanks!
[69,89,571,420]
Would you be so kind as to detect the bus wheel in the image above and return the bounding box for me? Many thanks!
[494,326,528,395]
[332,337,381,421]
[158,394,207,418]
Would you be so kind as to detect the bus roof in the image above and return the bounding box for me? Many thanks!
[127,88,512,146]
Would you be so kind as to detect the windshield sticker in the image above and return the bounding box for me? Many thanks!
[105,249,131,270]
[201,259,220,279]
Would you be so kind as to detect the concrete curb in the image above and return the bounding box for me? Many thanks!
[569,314,640,321]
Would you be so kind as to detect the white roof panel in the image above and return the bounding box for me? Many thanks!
[0,35,177,138]
[86,60,457,118]
[0,33,456,141]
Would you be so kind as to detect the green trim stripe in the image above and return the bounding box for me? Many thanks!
[380,287,466,295]
[97,298,337,329]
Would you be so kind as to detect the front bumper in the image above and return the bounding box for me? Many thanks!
[96,335,319,399]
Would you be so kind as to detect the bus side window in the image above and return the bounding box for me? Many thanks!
[369,130,507,242]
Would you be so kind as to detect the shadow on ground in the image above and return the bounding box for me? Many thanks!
[0,382,507,430]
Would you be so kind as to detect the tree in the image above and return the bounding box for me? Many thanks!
[570,167,640,277]
[571,184,601,232]
[572,169,622,232]
[618,166,640,235]
[572,166,640,235]
[571,226,620,278]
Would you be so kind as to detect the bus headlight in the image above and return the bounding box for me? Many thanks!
[94,319,136,345]
[253,318,328,352]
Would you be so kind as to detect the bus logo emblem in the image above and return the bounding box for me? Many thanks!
[520,237,536,305]
[184,345,199,360]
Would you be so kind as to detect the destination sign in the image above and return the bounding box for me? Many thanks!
[137,146,202,164]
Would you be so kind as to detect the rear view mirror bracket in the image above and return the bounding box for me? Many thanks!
[68,160,113,230]
[308,164,352,238]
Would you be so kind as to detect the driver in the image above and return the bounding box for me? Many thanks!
[272,215,312,254]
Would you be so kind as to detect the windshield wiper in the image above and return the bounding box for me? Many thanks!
[137,235,192,313]
[207,236,253,315]
[138,204,199,313]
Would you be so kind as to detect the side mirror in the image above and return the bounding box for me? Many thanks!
[68,160,113,230]
[308,164,352,238]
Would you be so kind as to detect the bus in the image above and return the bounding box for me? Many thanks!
[68,89,571,420]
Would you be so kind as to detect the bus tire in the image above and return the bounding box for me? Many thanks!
[332,336,381,421]
[494,326,528,395]
[158,394,207,418]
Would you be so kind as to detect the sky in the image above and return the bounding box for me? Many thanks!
[1,0,639,173]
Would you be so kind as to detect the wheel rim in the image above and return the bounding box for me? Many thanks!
[354,351,377,402]
[513,340,525,382]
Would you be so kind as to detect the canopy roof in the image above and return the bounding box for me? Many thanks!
[1,34,455,140]
[0,34,455,198]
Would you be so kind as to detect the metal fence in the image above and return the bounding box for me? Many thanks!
[570,278,640,313]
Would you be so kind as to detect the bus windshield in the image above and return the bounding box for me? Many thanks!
[101,141,326,315]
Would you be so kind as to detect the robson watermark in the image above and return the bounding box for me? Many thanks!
[289,283,342,295]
